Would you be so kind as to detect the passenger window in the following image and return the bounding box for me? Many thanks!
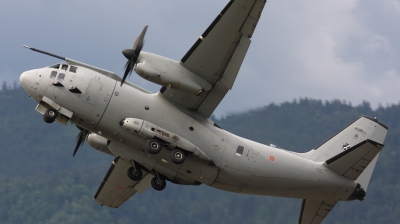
[58,73,65,81]
[49,64,60,69]
[50,71,57,79]
[236,146,244,156]
[61,64,68,70]
[69,66,77,73]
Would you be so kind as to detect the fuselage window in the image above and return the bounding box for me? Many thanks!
[50,71,57,79]
[58,73,65,81]
[49,64,60,69]
[61,64,68,70]
[236,146,244,156]
[69,66,77,73]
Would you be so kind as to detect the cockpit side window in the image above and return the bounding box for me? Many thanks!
[61,64,68,70]
[69,66,77,73]
[49,64,60,69]
[58,73,65,81]
[50,71,57,79]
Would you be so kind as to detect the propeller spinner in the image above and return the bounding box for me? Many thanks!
[121,25,148,86]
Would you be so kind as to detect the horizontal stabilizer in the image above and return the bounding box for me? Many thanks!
[325,140,384,181]
[298,199,338,224]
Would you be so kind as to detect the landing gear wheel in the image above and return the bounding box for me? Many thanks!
[127,167,143,181]
[148,139,162,154]
[43,109,57,123]
[170,149,186,164]
[151,176,166,191]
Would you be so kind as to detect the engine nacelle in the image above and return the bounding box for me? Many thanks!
[86,133,114,156]
[135,52,212,95]
[120,118,210,161]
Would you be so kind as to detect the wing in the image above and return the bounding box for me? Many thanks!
[94,157,153,208]
[160,0,267,117]
[298,199,338,224]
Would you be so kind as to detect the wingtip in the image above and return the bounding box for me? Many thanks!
[23,45,30,49]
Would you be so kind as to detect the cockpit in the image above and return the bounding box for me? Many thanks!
[47,63,78,82]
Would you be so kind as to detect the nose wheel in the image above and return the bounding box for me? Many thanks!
[43,109,57,123]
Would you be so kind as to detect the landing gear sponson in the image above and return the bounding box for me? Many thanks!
[120,118,211,164]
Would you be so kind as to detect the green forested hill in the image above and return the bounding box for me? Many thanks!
[1,86,399,224]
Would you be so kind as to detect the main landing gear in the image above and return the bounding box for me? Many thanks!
[127,161,143,181]
[43,109,57,123]
[151,173,166,191]
[147,139,187,164]
[148,139,162,154]
[127,161,167,191]
[170,149,186,164]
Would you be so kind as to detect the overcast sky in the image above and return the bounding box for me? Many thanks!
[1,0,399,117]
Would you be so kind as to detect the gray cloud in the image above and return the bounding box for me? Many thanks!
[1,0,399,117]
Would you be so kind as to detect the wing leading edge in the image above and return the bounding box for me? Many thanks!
[94,157,153,208]
[161,0,267,117]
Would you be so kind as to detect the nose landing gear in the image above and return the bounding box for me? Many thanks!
[43,109,57,123]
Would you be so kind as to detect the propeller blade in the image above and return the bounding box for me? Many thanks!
[73,127,89,157]
[132,25,148,55]
[120,25,148,86]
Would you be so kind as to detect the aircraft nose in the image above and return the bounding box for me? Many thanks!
[19,70,37,93]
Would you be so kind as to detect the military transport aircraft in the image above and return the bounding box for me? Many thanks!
[19,0,387,223]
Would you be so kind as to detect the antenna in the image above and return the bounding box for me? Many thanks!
[23,45,66,61]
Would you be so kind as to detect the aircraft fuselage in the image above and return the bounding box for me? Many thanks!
[20,62,356,201]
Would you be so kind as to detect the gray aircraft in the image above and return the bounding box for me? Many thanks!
[19,0,387,223]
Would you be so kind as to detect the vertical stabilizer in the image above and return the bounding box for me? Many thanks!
[356,152,380,191]
[299,116,388,162]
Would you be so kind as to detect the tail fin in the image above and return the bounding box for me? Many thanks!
[325,139,384,181]
[300,116,388,163]
[297,116,387,224]
[300,116,387,192]
[356,152,380,191]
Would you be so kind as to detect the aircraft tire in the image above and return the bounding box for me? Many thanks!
[170,149,186,164]
[127,167,143,181]
[43,109,57,123]
[148,139,162,154]
[151,177,166,191]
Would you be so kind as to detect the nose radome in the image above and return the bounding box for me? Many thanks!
[19,70,36,93]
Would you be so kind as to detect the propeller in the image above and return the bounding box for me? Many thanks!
[121,25,148,86]
[73,125,89,157]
